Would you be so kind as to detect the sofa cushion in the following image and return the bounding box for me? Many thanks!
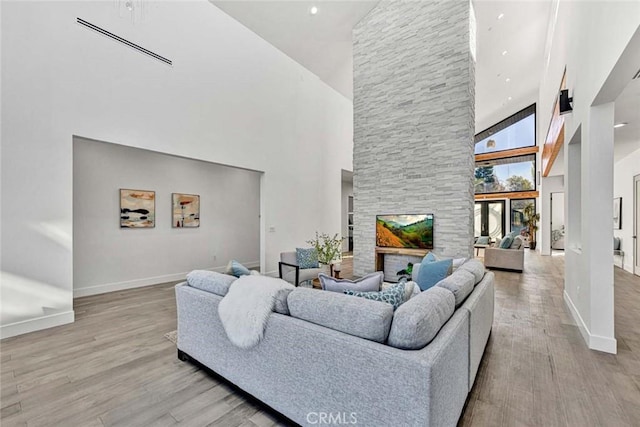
[499,236,513,249]
[226,260,251,277]
[458,259,485,284]
[345,282,405,310]
[387,287,455,350]
[436,270,475,307]
[296,247,319,269]
[288,288,393,343]
[187,270,237,296]
[415,259,452,291]
[319,271,383,293]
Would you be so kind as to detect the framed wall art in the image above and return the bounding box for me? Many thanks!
[120,189,155,228]
[173,193,200,228]
[613,197,622,230]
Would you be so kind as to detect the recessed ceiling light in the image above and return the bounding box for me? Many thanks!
[505,78,511,83]
[508,96,512,101]
[497,13,504,20]
[310,6,318,15]
[502,50,508,56]
[614,122,627,128]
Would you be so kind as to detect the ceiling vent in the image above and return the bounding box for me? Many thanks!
[77,18,172,66]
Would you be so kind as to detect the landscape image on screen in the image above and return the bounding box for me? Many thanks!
[376,214,434,249]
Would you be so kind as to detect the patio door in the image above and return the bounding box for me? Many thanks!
[474,201,505,241]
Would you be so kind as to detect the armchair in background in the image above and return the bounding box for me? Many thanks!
[278,251,322,286]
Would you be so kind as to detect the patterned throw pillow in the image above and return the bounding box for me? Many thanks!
[344,282,406,310]
[295,248,319,269]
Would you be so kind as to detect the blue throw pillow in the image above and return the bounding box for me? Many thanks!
[499,236,513,249]
[476,236,490,245]
[228,260,251,277]
[345,282,405,310]
[416,259,452,291]
[422,252,438,264]
[296,247,319,269]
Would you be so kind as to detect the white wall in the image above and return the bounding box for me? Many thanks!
[614,145,640,273]
[0,1,353,338]
[73,138,260,297]
[539,0,640,353]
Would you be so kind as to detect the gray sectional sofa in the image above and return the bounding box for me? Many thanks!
[175,259,494,426]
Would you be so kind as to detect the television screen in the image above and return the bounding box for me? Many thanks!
[376,214,434,249]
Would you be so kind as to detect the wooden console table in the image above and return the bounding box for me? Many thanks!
[375,247,430,271]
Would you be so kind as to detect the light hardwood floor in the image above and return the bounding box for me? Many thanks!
[1,252,639,426]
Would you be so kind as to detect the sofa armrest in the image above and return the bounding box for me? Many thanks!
[279,261,299,286]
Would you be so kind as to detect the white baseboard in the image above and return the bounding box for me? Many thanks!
[563,291,617,354]
[73,261,260,298]
[1,310,75,339]
[590,334,617,354]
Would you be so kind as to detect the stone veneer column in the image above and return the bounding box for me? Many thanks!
[353,0,476,276]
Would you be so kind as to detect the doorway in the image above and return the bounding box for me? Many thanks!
[550,192,565,251]
[635,175,640,276]
[474,200,505,241]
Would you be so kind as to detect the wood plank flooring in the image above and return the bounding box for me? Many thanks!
[1,252,640,426]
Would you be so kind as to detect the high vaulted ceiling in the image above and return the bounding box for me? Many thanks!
[210,0,551,131]
[211,1,379,99]
[473,0,551,132]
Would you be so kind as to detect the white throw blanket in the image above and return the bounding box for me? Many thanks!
[218,275,293,349]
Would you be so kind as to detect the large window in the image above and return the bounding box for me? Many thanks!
[475,154,535,194]
[475,105,536,155]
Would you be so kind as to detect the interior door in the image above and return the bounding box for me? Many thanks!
[474,201,505,241]
[635,175,640,276]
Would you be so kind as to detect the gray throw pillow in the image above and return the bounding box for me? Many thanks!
[186,270,237,296]
[319,271,383,293]
[510,236,523,250]
[387,287,455,350]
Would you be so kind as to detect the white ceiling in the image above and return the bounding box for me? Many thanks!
[211,0,550,130]
[210,1,379,99]
[473,0,551,132]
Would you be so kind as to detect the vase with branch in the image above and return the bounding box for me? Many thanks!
[307,232,344,274]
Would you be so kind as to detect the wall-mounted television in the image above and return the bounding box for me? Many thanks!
[376,214,434,249]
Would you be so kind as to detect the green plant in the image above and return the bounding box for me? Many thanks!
[523,203,540,243]
[307,232,344,265]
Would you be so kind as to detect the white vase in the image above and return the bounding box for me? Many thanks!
[319,263,331,276]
